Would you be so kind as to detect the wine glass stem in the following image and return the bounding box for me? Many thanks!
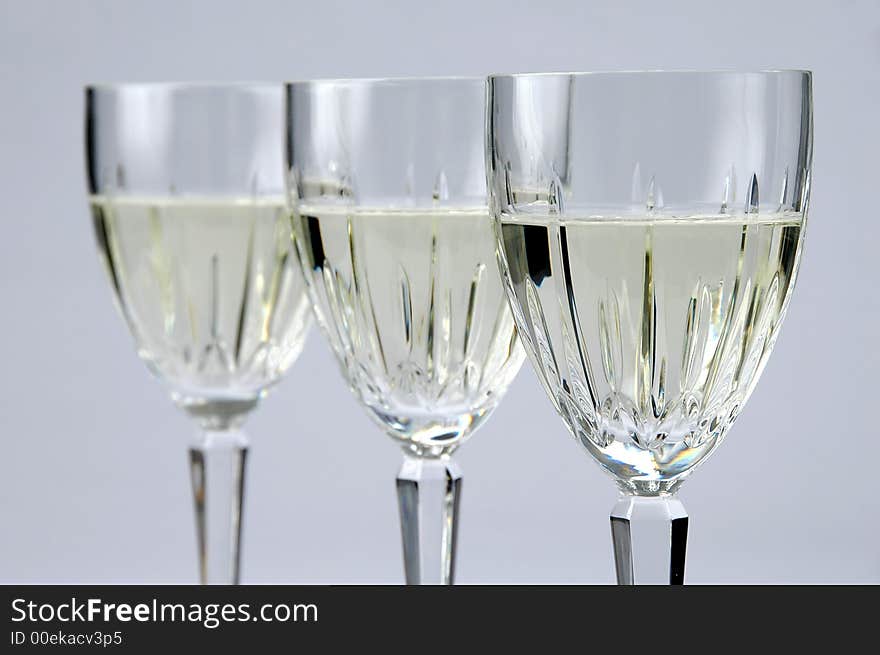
[610,494,688,585]
[396,454,462,585]
[189,428,249,584]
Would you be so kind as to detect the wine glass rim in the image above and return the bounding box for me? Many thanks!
[84,81,284,92]
[488,68,812,80]
[286,75,485,88]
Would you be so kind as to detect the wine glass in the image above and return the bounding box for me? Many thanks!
[486,71,812,584]
[85,83,312,584]
[286,77,525,584]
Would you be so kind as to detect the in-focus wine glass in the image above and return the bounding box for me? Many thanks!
[286,77,525,584]
[487,71,812,584]
[85,83,312,584]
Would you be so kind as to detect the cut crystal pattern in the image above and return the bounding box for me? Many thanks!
[496,175,804,494]
[294,205,524,457]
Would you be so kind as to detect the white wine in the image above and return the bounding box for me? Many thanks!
[497,212,804,493]
[90,195,312,425]
[294,205,524,456]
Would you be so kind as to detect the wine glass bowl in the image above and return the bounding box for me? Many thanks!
[288,78,523,458]
[86,83,312,582]
[487,71,812,581]
[88,85,312,430]
[295,204,521,458]
[90,196,311,428]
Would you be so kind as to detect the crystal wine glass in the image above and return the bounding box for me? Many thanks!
[85,83,313,584]
[486,71,812,583]
[286,77,525,584]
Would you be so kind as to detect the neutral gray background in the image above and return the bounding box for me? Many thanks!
[1,0,877,584]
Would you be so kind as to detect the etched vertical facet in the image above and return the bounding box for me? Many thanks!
[746,173,760,214]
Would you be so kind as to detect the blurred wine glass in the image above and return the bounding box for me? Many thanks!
[86,83,312,583]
